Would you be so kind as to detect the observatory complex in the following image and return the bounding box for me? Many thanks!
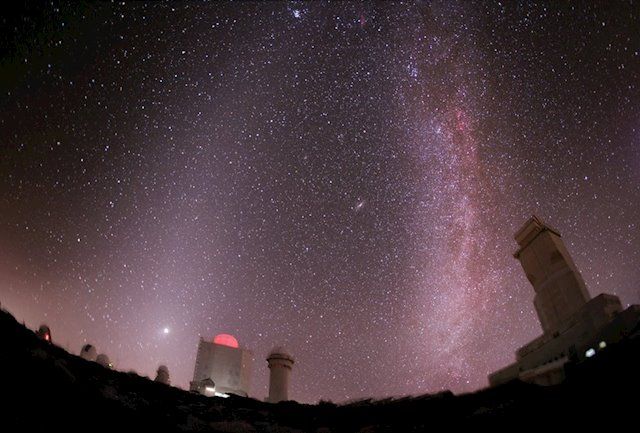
[190,333,253,397]
[266,346,294,403]
[489,215,640,386]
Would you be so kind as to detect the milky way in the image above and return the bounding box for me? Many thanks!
[1,1,639,403]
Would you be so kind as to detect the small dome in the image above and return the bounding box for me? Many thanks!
[80,344,97,361]
[269,346,292,358]
[96,353,111,368]
[155,365,170,385]
[36,324,52,342]
[213,333,239,348]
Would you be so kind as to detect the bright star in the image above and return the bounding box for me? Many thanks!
[163,327,170,335]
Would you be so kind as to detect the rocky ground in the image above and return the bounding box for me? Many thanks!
[1,308,638,432]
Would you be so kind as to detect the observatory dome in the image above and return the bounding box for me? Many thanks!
[36,324,52,342]
[213,333,239,348]
[268,346,293,360]
[96,353,111,368]
[80,344,97,361]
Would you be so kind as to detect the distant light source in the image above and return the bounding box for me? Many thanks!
[598,341,607,349]
[585,348,596,358]
[215,392,230,398]
[163,327,170,335]
[205,386,215,393]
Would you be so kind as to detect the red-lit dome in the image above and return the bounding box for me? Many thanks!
[213,333,239,348]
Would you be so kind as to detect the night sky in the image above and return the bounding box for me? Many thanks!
[1,1,639,403]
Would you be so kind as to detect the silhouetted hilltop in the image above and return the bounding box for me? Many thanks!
[1,308,638,432]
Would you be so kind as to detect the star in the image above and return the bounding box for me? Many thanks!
[3,0,638,404]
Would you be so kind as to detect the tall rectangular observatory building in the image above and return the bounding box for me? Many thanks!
[489,215,640,387]
[513,216,590,332]
[190,333,253,397]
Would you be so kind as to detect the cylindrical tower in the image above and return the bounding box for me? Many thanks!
[266,346,294,403]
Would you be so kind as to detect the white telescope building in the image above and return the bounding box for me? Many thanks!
[190,333,253,397]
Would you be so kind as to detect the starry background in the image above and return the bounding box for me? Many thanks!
[1,1,639,403]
